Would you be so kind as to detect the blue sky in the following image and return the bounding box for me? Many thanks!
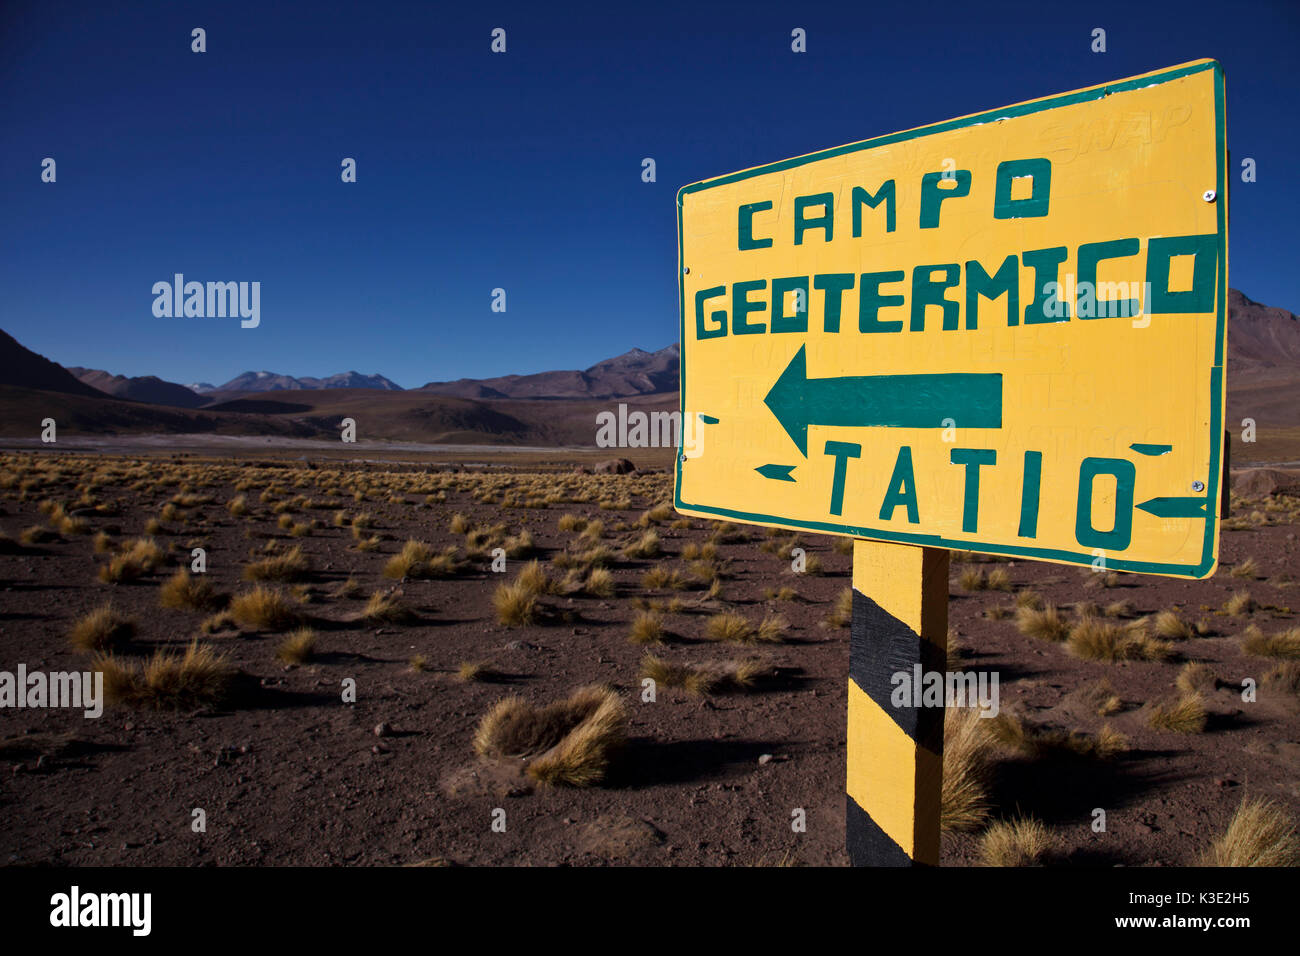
[1,0,1296,388]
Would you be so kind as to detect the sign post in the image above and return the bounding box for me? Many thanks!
[847,540,948,865]
[674,60,1227,865]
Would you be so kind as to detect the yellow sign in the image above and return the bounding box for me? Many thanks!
[675,60,1227,578]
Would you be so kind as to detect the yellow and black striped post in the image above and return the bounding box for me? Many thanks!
[847,539,949,866]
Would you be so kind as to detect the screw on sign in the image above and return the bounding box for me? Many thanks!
[674,60,1228,865]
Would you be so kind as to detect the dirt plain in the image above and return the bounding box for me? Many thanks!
[0,449,1297,867]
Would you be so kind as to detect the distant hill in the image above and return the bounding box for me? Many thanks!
[1,289,1297,450]
[214,370,404,392]
[419,344,679,400]
[0,329,110,399]
[67,367,206,409]
[1226,288,1300,370]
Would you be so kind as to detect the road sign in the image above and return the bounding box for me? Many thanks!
[675,59,1227,579]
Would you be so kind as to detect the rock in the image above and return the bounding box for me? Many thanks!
[1135,823,1153,835]
[594,458,636,475]
[758,754,773,765]
[1233,468,1300,498]
[374,722,392,738]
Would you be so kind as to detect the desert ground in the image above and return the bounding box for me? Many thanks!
[1,449,1298,867]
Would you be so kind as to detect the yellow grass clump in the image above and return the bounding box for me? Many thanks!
[1176,661,1217,696]
[243,544,311,582]
[1066,618,1173,662]
[69,602,137,652]
[362,589,417,624]
[1148,693,1207,733]
[229,585,302,631]
[493,581,538,626]
[95,641,237,710]
[980,816,1052,866]
[98,537,164,583]
[640,653,761,696]
[474,685,626,786]
[1242,626,1300,659]
[826,588,853,628]
[159,569,224,612]
[1200,798,1299,867]
[1224,590,1256,616]
[941,707,995,833]
[276,627,318,664]
[1153,609,1195,640]
[1015,603,1069,642]
[628,611,664,645]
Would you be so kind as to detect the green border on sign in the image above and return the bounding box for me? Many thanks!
[674,59,1227,579]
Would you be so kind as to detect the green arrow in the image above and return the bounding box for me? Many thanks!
[1136,496,1210,518]
[755,463,796,482]
[763,345,1003,456]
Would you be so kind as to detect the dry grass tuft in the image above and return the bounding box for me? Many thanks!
[980,816,1052,866]
[1224,590,1257,616]
[1015,603,1069,642]
[363,589,417,624]
[1080,678,1123,716]
[1262,661,1300,696]
[384,540,461,580]
[98,537,163,583]
[641,654,719,695]
[557,513,587,532]
[988,711,1129,760]
[276,627,318,664]
[628,611,665,645]
[1176,661,1217,696]
[1153,609,1195,640]
[1242,626,1300,659]
[623,529,661,559]
[643,566,689,591]
[20,525,56,546]
[1148,693,1207,733]
[493,581,538,626]
[583,567,615,598]
[827,588,854,628]
[474,685,626,787]
[985,568,1012,591]
[941,707,996,832]
[703,611,786,644]
[229,585,302,631]
[159,569,224,612]
[1230,557,1259,579]
[1200,798,1300,867]
[1104,599,1135,618]
[95,641,237,710]
[1013,589,1044,610]
[1067,618,1173,662]
[243,545,311,583]
[457,660,498,682]
[69,602,137,652]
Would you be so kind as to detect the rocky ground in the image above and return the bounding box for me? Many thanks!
[0,452,1297,866]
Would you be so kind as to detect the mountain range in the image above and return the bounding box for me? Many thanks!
[57,346,681,407]
[189,370,405,394]
[0,289,1296,452]
[417,345,679,399]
